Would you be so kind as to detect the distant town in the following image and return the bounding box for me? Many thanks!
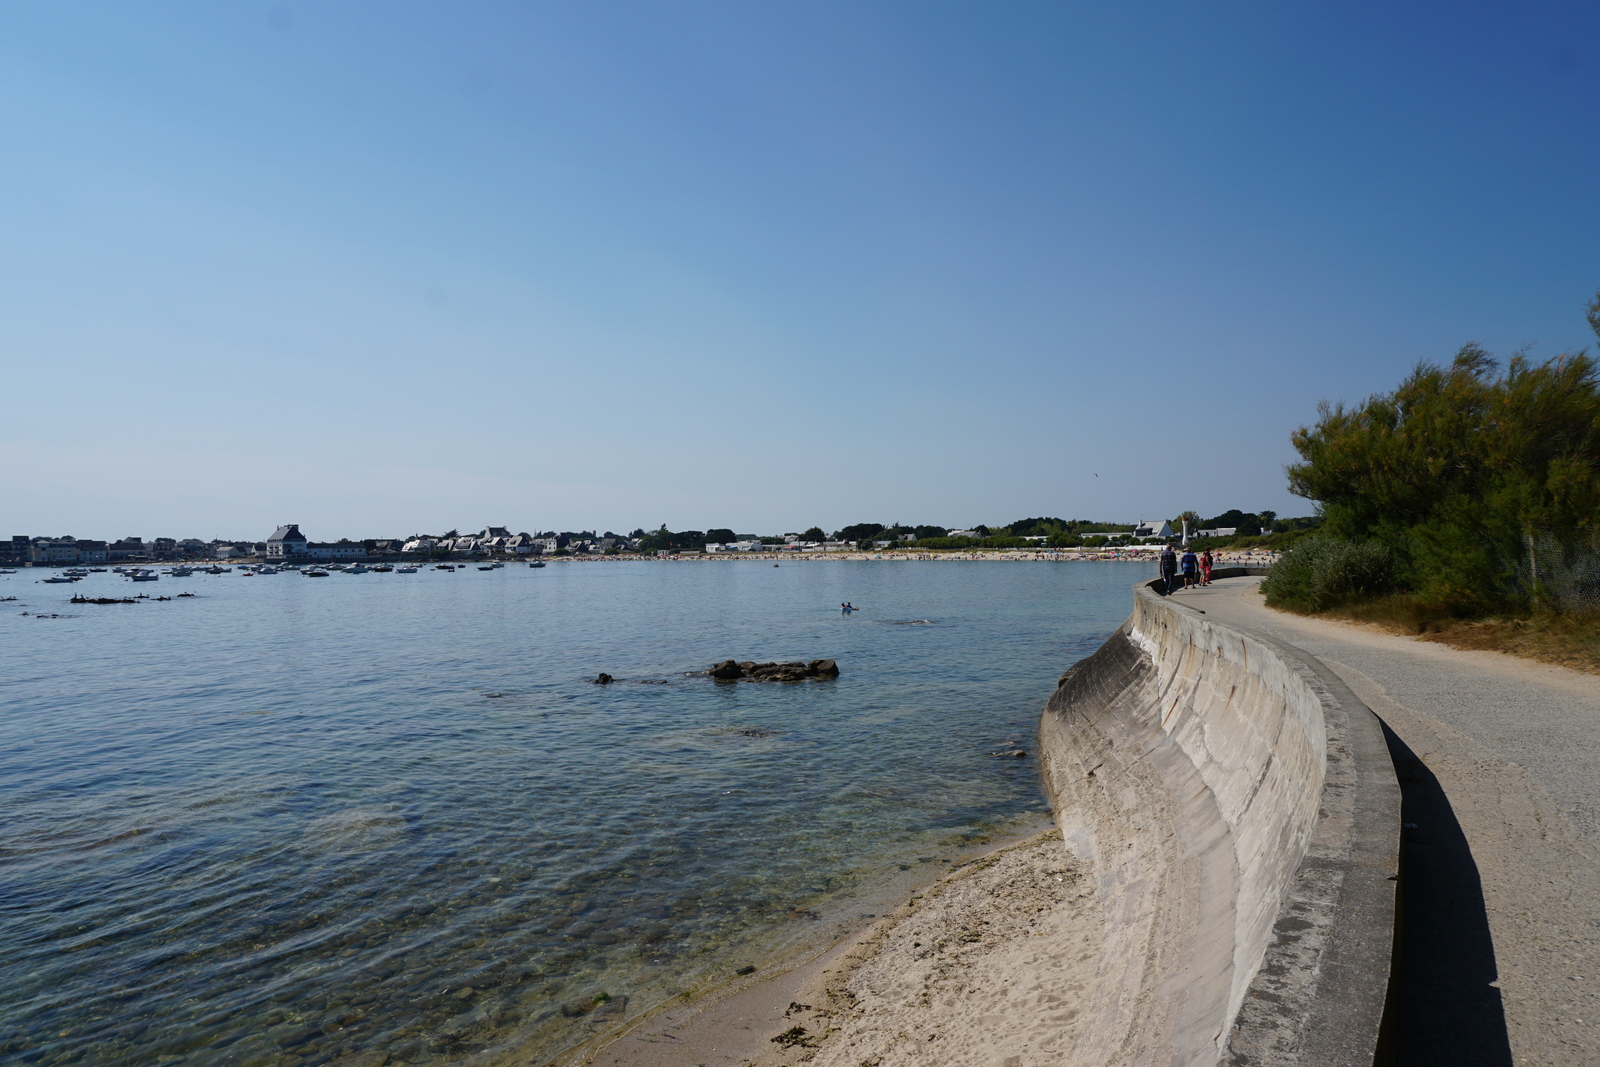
[1,511,1315,566]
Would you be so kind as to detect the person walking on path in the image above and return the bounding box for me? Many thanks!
[1200,548,1214,586]
[1180,546,1199,589]
[1160,544,1178,594]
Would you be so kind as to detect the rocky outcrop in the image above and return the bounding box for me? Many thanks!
[710,659,839,682]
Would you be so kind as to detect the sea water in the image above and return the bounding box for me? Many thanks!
[0,559,1149,1067]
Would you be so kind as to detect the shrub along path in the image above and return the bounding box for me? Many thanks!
[1190,576,1600,1067]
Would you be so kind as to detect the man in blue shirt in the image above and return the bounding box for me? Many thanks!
[1180,547,1200,590]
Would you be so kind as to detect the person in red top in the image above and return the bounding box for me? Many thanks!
[1200,548,1214,586]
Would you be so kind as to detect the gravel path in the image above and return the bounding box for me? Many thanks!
[1189,577,1600,1067]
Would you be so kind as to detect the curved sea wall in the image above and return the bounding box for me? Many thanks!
[1038,578,1399,1066]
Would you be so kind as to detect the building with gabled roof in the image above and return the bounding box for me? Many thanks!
[1132,519,1174,541]
[267,524,309,558]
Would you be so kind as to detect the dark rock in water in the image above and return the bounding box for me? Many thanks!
[277,1027,321,1049]
[711,659,839,681]
[593,673,613,685]
[593,994,628,1019]
[328,1051,389,1067]
[990,749,1027,759]
[735,965,757,975]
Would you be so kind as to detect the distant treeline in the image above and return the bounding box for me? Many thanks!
[1264,292,1600,620]
[630,514,1319,554]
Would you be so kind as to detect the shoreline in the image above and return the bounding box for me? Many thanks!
[582,818,1083,1067]
[6,550,1275,571]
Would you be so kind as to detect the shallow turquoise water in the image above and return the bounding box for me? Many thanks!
[0,559,1149,1067]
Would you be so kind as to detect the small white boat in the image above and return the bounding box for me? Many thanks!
[256,566,278,575]
[345,564,369,574]
[303,569,330,577]
[0,568,17,574]
[129,573,159,582]
[396,566,418,573]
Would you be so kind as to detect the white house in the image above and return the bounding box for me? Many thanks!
[1132,519,1174,540]
[706,540,767,553]
[267,524,310,558]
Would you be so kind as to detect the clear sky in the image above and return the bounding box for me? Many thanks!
[4,2,1598,541]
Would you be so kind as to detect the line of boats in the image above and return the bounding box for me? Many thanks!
[19,560,549,584]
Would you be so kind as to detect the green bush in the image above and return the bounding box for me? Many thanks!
[1262,535,1395,612]
[1286,308,1600,613]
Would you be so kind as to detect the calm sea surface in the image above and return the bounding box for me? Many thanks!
[0,559,1150,1067]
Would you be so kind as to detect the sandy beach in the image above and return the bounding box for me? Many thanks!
[586,828,1100,1067]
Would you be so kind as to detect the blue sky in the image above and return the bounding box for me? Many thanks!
[4,2,1598,540]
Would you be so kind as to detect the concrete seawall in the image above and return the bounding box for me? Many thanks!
[1038,578,1400,1066]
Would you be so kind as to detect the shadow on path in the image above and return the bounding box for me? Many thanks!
[1379,719,1513,1067]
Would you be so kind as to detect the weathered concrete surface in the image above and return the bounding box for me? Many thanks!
[1193,577,1600,1067]
[1038,580,1399,1065]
